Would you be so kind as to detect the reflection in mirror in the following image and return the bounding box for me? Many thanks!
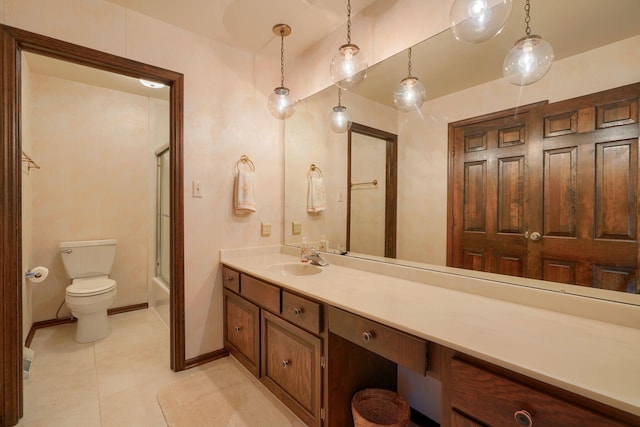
[347,123,397,258]
[285,0,640,305]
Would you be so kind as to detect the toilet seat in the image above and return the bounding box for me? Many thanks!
[66,277,116,297]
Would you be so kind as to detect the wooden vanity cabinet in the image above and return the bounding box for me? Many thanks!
[444,355,636,427]
[221,266,325,426]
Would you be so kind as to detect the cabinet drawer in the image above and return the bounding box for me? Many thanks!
[241,274,280,313]
[450,358,623,427]
[224,289,260,377]
[281,291,322,335]
[328,306,428,375]
[222,266,240,293]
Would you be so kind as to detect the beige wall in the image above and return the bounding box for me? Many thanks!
[2,0,283,357]
[3,0,459,358]
[350,132,387,256]
[25,71,154,322]
[285,88,398,249]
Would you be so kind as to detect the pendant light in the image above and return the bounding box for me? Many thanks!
[329,88,351,133]
[450,0,512,44]
[502,0,554,86]
[330,0,367,90]
[393,48,426,113]
[268,24,295,119]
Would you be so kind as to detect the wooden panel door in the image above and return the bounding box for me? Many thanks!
[450,103,542,277]
[528,84,639,290]
[449,83,640,293]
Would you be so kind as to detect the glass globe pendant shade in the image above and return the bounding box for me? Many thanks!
[330,43,368,90]
[393,77,426,112]
[450,0,512,44]
[503,35,554,86]
[329,105,351,133]
[268,86,295,119]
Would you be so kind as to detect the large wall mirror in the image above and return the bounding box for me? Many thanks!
[284,0,640,306]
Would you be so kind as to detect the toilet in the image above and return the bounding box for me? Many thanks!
[59,239,118,343]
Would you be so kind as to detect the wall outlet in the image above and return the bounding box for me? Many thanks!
[261,222,271,237]
[292,222,302,235]
[192,180,202,198]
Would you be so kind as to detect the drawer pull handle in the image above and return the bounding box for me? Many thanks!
[362,331,374,343]
[282,359,290,368]
[293,307,303,316]
[225,276,234,281]
[514,410,533,427]
[234,326,241,332]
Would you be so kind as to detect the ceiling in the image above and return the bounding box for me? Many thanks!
[352,0,640,106]
[24,0,640,106]
[105,0,379,56]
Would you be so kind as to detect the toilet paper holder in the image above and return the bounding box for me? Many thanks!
[25,270,43,279]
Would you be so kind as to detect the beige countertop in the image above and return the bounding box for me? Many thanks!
[220,246,640,418]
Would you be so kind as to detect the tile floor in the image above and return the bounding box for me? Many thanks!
[17,309,302,427]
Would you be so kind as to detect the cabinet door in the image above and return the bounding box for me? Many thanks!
[224,289,260,377]
[261,310,322,427]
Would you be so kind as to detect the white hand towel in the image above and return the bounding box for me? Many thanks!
[235,170,256,214]
[307,177,327,213]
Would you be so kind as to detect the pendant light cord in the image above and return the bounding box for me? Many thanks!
[524,0,531,35]
[346,0,352,44]
[337,88,343,107]
[407,47,413,78]
[279,29,285,87]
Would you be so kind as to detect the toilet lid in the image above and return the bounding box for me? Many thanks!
[66,278,116,297]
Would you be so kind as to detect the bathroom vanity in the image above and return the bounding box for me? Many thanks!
[220,246,640,427]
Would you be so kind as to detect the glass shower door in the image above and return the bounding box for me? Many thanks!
[156,148,170,284]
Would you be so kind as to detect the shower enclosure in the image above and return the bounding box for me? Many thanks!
[152,146,170,326]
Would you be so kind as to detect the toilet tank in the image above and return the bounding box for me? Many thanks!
[59,239,117,279]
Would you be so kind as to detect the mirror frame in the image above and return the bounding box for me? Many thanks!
[0,24,185,425]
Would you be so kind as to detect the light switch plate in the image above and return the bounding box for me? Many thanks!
[192,180,202,198]
[261,222,271,237]
[292,222,302,235]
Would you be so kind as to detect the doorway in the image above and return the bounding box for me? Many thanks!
[0,25,185,426]
[347,123,397,258]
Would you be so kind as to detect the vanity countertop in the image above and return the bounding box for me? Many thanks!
[220,246,640,417]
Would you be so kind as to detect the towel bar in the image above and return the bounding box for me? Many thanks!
[351,179,378,187]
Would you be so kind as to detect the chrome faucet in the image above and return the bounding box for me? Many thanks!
[306,248,329,266]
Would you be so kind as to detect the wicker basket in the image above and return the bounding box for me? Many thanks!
[351,388,410,427]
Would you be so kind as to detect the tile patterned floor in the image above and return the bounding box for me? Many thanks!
[17,309,302,427]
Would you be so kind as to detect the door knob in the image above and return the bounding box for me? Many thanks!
[524,231,541,241]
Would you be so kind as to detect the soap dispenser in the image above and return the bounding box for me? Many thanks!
[300,236,309,262]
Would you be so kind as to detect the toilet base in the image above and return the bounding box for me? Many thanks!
[73,310,110,343]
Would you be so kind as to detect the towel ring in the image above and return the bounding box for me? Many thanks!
[236,154,255,172]
[308,164,323,178]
